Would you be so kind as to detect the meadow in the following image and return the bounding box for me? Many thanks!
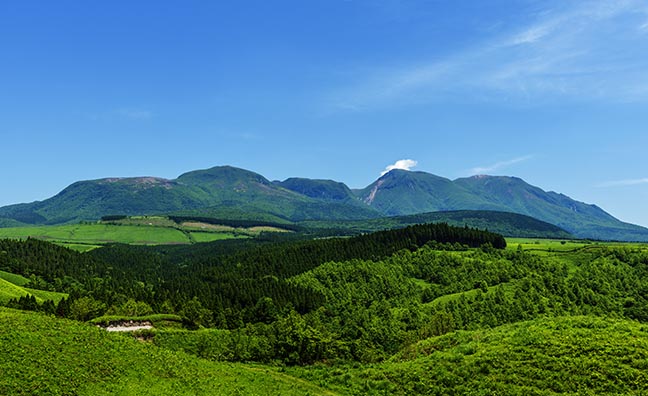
[0,218,256,251]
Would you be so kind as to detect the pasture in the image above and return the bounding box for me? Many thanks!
[0,221,247,249]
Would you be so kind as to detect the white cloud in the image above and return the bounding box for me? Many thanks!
[597,178,648,187]
[329,0,648,110]
[470,155,533,175]
[381,159,418,176]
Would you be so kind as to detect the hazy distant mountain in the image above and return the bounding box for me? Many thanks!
[1,165,647,241]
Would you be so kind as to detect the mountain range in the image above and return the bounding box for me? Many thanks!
[1,165,647,241]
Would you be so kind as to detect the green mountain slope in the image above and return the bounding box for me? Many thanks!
[1,164,646,241]
[0,166,379,225]
[358,170,499,215]
[455,175,648,241]
[0,308,335,396]
[358,170,648,241]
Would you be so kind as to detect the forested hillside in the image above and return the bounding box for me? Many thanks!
[0,223,503,324]
[3,223,648,394]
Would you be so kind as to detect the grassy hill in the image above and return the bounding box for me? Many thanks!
[0,307,337,396]
[287,316,648,395]
[0,271,67,304]
[3,222,648,394]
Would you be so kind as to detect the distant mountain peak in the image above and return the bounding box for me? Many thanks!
[177,165,271,185]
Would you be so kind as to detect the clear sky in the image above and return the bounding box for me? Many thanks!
[2,0,648,226]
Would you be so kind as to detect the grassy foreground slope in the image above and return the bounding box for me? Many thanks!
[289,316,648,395]
[0,308,336,396]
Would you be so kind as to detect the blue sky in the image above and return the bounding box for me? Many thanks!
[2,0,648,226]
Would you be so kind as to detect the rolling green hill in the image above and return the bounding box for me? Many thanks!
[288,316,648,395]
[0,271,67,305]
[3,221,648,394]
[0,308,336,396]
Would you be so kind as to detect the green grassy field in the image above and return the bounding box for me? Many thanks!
[0,270,30,286]
[506,237,590,252]
[506,237,648,252]
[0,222,246,248]
[0,215,297,249]
[189,231,247,243]
[0,308,338,396]
[0,277,67,305]
[0,223,190,244]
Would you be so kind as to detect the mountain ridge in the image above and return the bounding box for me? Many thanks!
[1,165,646,241]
